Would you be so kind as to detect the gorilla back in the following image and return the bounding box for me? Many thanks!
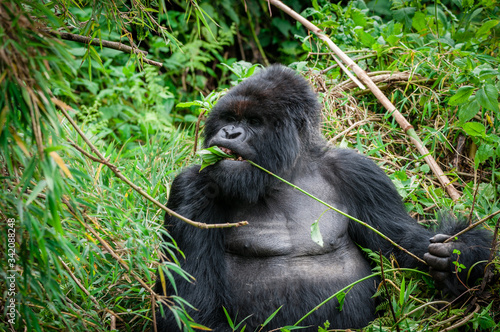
[155,65,491,331]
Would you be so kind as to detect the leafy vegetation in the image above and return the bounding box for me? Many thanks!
[0,0,499,331]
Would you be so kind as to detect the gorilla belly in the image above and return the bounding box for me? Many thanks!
[224,246,376,330]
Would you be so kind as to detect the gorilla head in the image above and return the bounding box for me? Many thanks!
[203,65,323,202]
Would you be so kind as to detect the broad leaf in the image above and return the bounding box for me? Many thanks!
[475,20,499,39]
[448,86,475,106]
[475,144,494,168]
[476,84,499,112]
[458,97,480,124]
[336,291,346,311]
[393,7,417,29]
[311,221,324,247]
[462,122,486,137]
[411,11,427,34]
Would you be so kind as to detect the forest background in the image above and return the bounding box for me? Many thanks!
[0,0,499,331]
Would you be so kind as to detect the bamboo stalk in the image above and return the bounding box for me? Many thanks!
[268,0,461,201]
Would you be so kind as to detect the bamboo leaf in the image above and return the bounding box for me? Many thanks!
[261,306,283,327]
[8,127,30,156]
[49,151,74,179]
[26,180,47,206]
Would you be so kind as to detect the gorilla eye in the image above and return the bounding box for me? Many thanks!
[224,115,237,122]
[248,118,262,126]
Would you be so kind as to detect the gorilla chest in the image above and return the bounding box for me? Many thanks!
[222,188,372,321]
[224,188,349,257]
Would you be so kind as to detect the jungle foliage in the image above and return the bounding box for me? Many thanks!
[0,0,499,331]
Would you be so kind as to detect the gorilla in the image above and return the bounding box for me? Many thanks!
[155,65,491,331]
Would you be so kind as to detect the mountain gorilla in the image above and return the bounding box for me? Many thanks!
[155,65,491,331]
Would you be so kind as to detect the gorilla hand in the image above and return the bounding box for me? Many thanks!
[424,234,459,289]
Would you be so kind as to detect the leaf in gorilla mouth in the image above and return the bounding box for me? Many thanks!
[197,146,240,171]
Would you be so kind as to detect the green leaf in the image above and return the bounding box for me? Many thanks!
[197,146,236,171]
[310,221,324,247]
[176,101,204,108]
[355,27,376,47]
[222,307,234,328]
[393,7,417,29]
[411,11,427,33]
[478,69,499,81]
[475,20,499,39]
[26,180,47,206]
[352,9,367,27]
[399,277,406,306]
[336,291,346,311]
[462,122,486,137]
[458,97,480,124]
[475,144,494,167]
[261,306,282,327]
[448,86,475,106]
[476,84,499,112]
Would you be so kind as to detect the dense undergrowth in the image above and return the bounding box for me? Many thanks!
[0,0,499,331]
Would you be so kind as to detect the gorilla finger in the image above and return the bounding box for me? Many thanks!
[429,269,449,282]
[428,243,453,257]
[424,253,450,271]
[430,234,451,243]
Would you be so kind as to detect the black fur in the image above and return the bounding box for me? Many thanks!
[155,65,491,331]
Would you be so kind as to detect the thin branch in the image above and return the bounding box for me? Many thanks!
[331,54,365,89]
[193,109,207,155]
[52,98,248,230]
[45,30,163,67]
[328,117,378,143]
[379,251,401,332]
[320,53,378,74]
[268,0,461,201]
[293,267,429,327]
[429,304,480,331]
[337,72,425,91]
[444,210,500,243]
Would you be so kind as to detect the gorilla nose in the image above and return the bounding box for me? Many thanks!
[221,125,245,140]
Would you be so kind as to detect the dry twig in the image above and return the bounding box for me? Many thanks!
[45,30,163,67]
[444,210,500,243]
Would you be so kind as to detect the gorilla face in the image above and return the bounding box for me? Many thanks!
[203,66,321,203]
[203,96,299,203]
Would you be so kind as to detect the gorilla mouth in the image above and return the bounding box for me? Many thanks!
[219,146,245,161]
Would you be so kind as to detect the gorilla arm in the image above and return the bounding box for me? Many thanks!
[155,166,230,330]
[322,148,491,288]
